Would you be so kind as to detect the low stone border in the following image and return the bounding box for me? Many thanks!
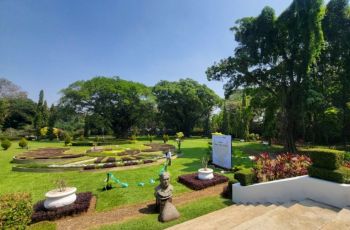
[178,173,228,190]
[232,175,350,208]
[12,166,81,173]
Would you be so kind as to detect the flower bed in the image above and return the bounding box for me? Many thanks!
[178,173,228,190]
[253,153,311,183]
[31,192,92,223]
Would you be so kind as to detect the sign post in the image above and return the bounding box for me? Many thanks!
[212,135,232,169]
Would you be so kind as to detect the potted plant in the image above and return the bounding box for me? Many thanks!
[44,179,77,210]
[198,156,214,180]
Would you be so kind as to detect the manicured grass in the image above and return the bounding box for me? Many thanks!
[1,138,340,215]
[0,139,219,212]
[27,221,56,230]
[97,196,231,230]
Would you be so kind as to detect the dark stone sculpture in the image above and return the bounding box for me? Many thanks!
[155,172,180,222]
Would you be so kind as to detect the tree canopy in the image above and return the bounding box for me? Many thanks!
[153,78,221,136]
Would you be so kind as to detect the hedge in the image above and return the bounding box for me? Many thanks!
[308,150,344,170]
[222,178,239,199]
[0,192,33,229]
[234,168,254,186]
[71,142,94,146]
[308,166,350,184]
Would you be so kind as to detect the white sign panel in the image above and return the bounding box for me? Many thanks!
[212,135,232,169]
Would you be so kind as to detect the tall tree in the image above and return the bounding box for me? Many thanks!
[60,76,155,137]
[33,90,48,137]
[47,104,57,140]
[153,78,221,136]
[207,0,325,152]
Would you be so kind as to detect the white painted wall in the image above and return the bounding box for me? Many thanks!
[232,175,350,208]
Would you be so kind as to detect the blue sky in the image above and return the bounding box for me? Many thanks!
[0,0,293,104]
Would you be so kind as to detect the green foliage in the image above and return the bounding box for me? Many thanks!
[147,134,153,143]
[153,79,221,136]
[64,134,71,146]
[18,138,28,149]
[71,141,94,146]
[1,139,11,150]
[234,168,254,186]
[162,134,169,143]
[0,192,33,230]
[207,0,325,152]
[60,77,155,137]
[309,150,344,170]
[308,166,350,183]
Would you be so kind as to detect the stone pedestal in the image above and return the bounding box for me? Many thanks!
[44,187,77,210]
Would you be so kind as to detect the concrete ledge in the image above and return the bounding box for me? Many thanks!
[232,175,350,208]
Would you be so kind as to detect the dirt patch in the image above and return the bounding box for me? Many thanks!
[142,143,175,152]
[55,183,227,230]
[16,148,83,159]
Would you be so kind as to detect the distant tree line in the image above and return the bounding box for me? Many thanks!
[0,77,221,139]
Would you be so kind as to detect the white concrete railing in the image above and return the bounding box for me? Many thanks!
[232,175,350,208]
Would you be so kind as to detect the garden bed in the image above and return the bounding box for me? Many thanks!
[14,148,83,160]
[31,192,93,223]
[178,173,228,190]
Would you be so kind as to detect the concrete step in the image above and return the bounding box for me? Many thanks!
[232,203,294,230]
[166,204,277,230]
[233,199,338,230]
[321,207,350,230]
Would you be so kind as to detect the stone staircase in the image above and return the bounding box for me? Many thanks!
[166,199,350,230]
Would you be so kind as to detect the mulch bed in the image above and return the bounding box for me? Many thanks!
[142,143,175,152]
[16,148,84,159]
[178,173,229,191]
[31,192,92,223]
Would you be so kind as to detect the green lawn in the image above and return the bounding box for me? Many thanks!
[97,196,231,230]
[1,138,344,230]
[0,138,225,212]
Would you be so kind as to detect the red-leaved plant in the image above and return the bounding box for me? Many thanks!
[253,153,311,183]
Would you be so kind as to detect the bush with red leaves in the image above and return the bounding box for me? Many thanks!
[253,152,311,183]
[102,163,116,168]
[123,161,138,166]
[83,165,95,170]
[344,161,350,168]
[105,157,116,163]
[94,157,104,163]
[143,159,154,164]
[178,173,228,190]
[31,192,92,223]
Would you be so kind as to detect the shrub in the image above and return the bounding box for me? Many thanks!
[18,137,28,149]
[64,134,71,146]
[71,142,94,146]
[143,159,154,164]
[222,178,239,199]
[308,166,350,183]
[0,192,33,229]
[253,153,311,183]
[309,150,344,170]
[234,168,254,186]
[148,134,153,143]
[83,165,96,170]
[105,157,116,163]
[163,134,169,143]
[1,139,11,150]
[102,163,116,168]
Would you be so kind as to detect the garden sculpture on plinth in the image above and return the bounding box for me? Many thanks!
[154,172,180,222]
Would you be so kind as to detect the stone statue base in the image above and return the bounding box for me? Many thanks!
[159,200,180,222]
